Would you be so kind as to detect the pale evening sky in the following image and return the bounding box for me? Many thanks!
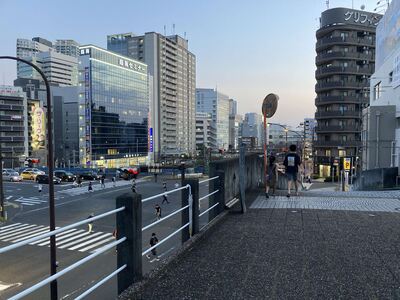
[0,0,379,127]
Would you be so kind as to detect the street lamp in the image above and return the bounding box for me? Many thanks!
[0,56,58,299]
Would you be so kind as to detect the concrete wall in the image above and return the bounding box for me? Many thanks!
[353,167,398,190]
[209,153,263,202]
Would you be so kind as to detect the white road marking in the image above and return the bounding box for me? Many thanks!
[32,229,79,245]
[55,231,91,247]
[0,225,36,238]
[84,236,116,252]
[6,196,12,200]
[0,223,22,230]
[2,225,46,241]
[68,233,111,251]
[58,232,103,249]
[10,227,51,243]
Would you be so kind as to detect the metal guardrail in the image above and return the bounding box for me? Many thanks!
[0,207,126,300]
[199,176,219,184]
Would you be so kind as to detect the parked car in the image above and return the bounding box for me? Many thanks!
[2,170,23,182]
[21,170,40,180]
[23,168,45,175]
[78,171,101,181]
[36,174,62,184]
[54,170,76,182]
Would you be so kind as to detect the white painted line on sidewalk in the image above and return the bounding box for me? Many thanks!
[58,232,103,249]
[68,233,111,251]
[84,236,116,253]
[55,231,91,247]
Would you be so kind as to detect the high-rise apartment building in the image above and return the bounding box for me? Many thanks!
[17,37,79,86]
[78,45,149,168]
[107,32,196,159]
[314,7,381,177]
[196,112,217,150]
[196,88,230,150]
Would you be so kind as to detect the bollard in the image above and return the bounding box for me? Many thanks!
[116,192,142,294]
[183,178,199,236]
[215,170,225,214]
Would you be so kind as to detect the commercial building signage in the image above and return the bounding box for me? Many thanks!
[84,67,91,164]
[31,103,46,150]
[393,54,400,89]
[344,10,380,26]
[118,58,145,72]
[344,158,351,171]
[0,86,23,97]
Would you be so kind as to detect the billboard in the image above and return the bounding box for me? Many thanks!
[31,103,46,150]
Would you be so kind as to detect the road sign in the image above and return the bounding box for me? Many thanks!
[261,93,279,118]
[344,158,351,171]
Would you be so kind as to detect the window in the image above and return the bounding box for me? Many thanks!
[341,135,347,142]
[339,150,346,157]
[373,81,382,100]
[389,71,393,83]
[325,149,331,156]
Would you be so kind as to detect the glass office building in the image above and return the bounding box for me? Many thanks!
[78,45,149,168]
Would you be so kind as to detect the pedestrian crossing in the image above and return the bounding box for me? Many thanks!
[0,223,115,253]
[14,196,48,206]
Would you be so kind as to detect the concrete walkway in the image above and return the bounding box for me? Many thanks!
[128,192,400,299]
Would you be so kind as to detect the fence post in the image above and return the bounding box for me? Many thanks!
[183,178,199,235]
[215,170,225,214]
[181,181,191,244]
[239,143,247,213]
[116,192,142,295]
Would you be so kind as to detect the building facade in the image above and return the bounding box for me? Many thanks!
[362,0,400,170]
[78,45,149,168]
[314,7,381,177]
[228,99,242,150]
[242,112,263,148]
[195,112,217,150]
[196,88,230,150]
[107,32,196,159]
[17,37,78,86]
[55,39,80,57]
[0,86,28,168]
[53,86,79,167]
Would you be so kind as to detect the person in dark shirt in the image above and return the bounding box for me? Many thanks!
[155,204,162,220]
[283,144,301,198]
[146,233,160,261]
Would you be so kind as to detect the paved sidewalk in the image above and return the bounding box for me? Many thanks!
[129,193,400,299]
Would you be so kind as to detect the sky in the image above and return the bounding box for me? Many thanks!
[0,0,379,127]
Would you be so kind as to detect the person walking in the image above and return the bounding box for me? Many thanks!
[265,155,278,198]
[283,144,302,198]
[88,181,93,193]
[112,176,116,187]
[100,177,105,189]
[38,183,43,193]
[146,233,160,261]
[161,181,169,204]
[155,204,162,220]
[78,177,82,187]
[87,213,94,233]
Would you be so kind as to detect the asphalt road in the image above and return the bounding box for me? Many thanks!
[0,175,215,299]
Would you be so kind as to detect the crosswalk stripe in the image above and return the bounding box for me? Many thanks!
[34,228,76,246]
[68,233,111,251]
[83,237,116,253]
[0,225,36,238]
[0,223,23,231]
[39,229,83,246]
[0,225,39,240]
[18,203,35,206]
[15,199,46,204]
[11,227,50,243]
[3,226,46,242]
[55,231,91,247]
[58,232,103,249]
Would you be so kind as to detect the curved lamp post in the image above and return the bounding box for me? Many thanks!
[0,56,58,299]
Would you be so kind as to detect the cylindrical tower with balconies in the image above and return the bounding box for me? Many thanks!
[314,7,382,177]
